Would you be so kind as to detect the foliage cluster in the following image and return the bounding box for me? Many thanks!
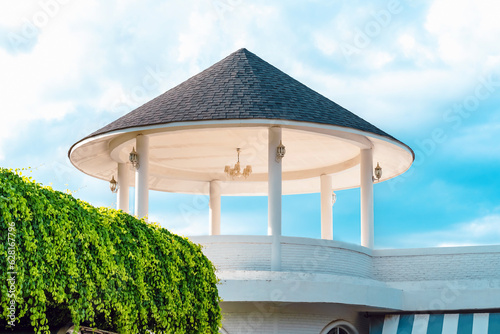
[0,168,221,333]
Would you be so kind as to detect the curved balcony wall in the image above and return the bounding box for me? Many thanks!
[190,235,373,279]
[190,236,500,311]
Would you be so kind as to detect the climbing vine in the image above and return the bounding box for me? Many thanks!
[0,168,221,333]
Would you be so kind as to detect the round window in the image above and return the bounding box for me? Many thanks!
[327,326,350,334]
[321,320,358,334]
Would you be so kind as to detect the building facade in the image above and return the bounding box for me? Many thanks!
[191,236,500,333]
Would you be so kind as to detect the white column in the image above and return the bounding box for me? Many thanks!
[320,174,333,240]
[360,148,374,248]
[209,180,221,235]
[268,127,282,271]
[135,134,149,219]
[117,162,129,212]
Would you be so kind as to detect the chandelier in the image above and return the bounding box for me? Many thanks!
[224,148,252,179]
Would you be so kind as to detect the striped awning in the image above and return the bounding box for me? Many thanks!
[370,313,500,334]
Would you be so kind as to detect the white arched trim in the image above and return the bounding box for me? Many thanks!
[319,320,359,334]
[219,327,229,334]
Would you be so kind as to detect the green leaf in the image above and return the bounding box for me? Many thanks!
[0,168,221,333]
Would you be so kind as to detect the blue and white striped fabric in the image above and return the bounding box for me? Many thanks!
[370,313,500,334]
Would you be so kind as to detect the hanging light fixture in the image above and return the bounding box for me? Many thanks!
[224,148,252,179]
[373,162,382,182]
[275,140,286,162]
[129,147,139,170]
[109,176,118,193]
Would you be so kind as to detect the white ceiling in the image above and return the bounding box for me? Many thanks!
[69,120,414,195]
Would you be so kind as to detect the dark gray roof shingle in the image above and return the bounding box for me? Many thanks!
[85,48,396,141]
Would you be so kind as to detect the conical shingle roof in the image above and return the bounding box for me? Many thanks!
[87,48,395,142]
[69,48,414,195]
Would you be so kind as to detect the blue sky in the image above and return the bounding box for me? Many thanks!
[1,0,499,248]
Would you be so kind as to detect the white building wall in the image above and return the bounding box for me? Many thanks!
[373,246,500,281]
[190,236,500,332]
[199,236,272,271]
[220,303,369,334]
[195,236,500,285]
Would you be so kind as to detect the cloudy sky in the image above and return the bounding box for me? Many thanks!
[1,0,499,248]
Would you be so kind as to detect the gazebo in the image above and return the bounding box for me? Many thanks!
[68,49,500,334]
[69,48,413,270]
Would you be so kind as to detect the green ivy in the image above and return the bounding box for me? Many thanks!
[0,168,221,333]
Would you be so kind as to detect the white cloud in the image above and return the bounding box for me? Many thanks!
[176,2,284,69]
[391,215,500,248]
[177,10,217,64]
[313,32,337,56]
[0,2,42,27]
[0,2,103,159]
[303,0,500,136]
[426,0,500,71]
[288,59,475,132]
[397,32,436,65]
[0,1,186,159]
[370,51,394,69]
[398,33,415,52]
